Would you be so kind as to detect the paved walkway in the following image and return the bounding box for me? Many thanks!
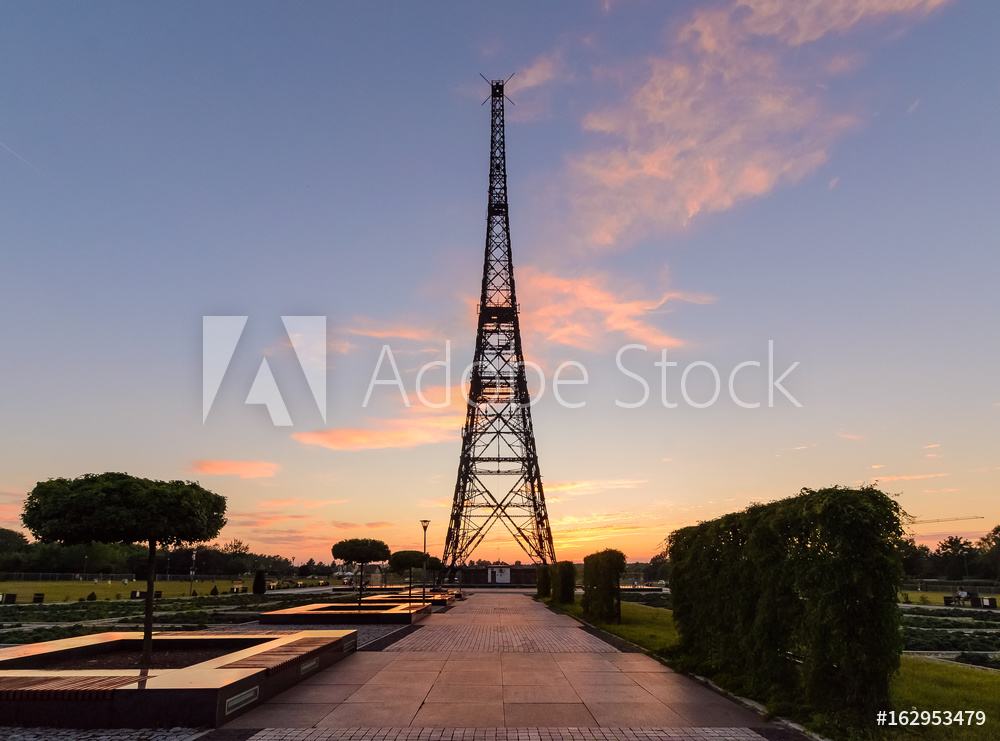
[222,592,771,740]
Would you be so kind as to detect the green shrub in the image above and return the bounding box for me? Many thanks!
[581,549,625,623]
[536,563,551,598]
[668,485,903,729]
[252,570,266,595]
[551,561,576,604]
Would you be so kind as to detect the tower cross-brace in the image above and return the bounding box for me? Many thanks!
[442,78,557,570]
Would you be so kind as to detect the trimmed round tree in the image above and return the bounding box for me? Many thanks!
[22,472,226,665]
[388,550,425,599]
[331,538,390,607]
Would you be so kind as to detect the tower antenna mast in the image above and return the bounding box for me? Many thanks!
[443,77,556,572]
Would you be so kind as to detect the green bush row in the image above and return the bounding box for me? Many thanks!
[535,563,551,598]
[551,561,576,604]
[903,627,1000,652]
[581,549,625,623]
[667,485,904,728]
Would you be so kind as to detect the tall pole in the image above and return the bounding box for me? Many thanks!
[421,519,430,604]
[190,549,196,596]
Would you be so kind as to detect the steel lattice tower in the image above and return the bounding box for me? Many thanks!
[443,78,556,571]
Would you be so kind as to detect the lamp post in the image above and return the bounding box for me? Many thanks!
[420,520,430,604]
[83,555,88,580]
[190,549,197,596]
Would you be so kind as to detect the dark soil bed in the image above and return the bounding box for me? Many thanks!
[33,645,242,670]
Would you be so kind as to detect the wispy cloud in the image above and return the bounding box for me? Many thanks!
[545,478,646,503]
[552,510,666,549]
[345,318,438,342]
[507,53,561,95]
[228,511,309,527]
[838,431,862,441]
[519,266,711,351]
[293,411,464,452]
[559,0,951,248]
[258,497,347,508]
[191,460,281,479]
[876,472,949,482]
[333,521,395,530]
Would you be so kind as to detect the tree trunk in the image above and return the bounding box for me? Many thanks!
[142,538,156,666]
[358,562,365,609]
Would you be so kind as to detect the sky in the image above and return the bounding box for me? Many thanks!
[1,0,998,565]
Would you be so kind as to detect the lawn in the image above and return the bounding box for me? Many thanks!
[0,578,333,604]
[545,594,1000,741]
[545,595,679,655]
[890,655,1000,741]
[899,591,999,607]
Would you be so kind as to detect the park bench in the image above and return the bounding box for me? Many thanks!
[32,594,43,604]
[0,594,16,604]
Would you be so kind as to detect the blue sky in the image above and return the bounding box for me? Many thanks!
[2,0,997,563]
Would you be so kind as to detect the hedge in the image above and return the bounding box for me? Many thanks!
[551,561,576,604]
[667,486,903,726]
[536,563,552,598]
[581,549,625,623]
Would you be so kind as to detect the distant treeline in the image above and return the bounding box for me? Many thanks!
[0,528,332,578]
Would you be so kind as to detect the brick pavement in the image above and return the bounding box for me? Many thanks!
[221,592,770,738]
[240,728,766,740]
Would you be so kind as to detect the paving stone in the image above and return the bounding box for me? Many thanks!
[3,591,776,740]
[241,728,767,740]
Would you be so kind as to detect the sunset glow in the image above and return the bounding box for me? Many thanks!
[1,0,996,566]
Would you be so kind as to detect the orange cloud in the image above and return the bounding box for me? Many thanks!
[333,521,395,530]
[560,0,950,248]
[228,512,309,527]
[346,318,437,341]
[507,53,560,95]
[293,411,464,452]
[735,0,951,46]
[551,511,667,549]
[258,498,347,508]
[876,473,949,482]
[518,266,711,351]
[191,460,280,479]
[838,432,863,440]
[545,479,646,502]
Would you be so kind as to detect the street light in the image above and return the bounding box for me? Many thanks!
[420,520,430,604]
[190,549,197,596]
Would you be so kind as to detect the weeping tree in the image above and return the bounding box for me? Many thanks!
[388,550,425,599]
[332,538,390,608]
[22,473,226,665]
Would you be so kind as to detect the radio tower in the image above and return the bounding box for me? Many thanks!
[443,77,557,571]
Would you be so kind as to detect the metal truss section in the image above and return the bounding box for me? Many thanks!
[443,79,557,571]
